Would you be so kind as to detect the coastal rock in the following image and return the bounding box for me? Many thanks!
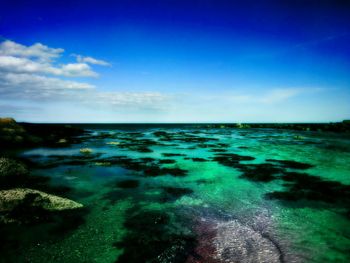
[80,148,93,154]
[0,158,28,179]
[0,118,26,146]
[0,117,85,148]
[0,188,83,213]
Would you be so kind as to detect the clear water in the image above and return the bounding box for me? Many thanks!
[2,126,350,263]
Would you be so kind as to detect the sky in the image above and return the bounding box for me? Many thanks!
[0,0,349,123]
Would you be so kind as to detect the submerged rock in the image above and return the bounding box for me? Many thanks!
[79,148,93,154]
[191,219,283,263]
[0,157,28,179]
[0,188,83,213]
[106,141,120,145]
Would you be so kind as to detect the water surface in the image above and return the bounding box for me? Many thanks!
[2,125,350,262]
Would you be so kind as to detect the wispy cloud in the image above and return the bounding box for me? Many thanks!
[217,88,320,105]
[73,54,111,66]
[0,39,170,113]
[0,40,100,77]
[0,39,63,63]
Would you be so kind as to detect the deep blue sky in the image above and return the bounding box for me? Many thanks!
[0,0,349,122]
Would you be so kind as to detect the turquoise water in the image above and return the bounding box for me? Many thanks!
[2,126,350,262]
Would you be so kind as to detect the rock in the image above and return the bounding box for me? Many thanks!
[57,138,67,144]
[0,188,83,213]
[79,148,93,154]
[106,141,120,145]
[236,123,251,129]
[293,135,304,140]
[0,118,17,125]
[0,118,26,147]
[0,117,85,148]
[94,161,112,166]
[0,157,28,179]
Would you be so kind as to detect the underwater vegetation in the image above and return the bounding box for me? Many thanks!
[0,118,350,262]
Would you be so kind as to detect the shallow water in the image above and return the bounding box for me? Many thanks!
[2,126,350,263]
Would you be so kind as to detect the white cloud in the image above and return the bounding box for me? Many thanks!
[74,54,111,66]
[0,40,63,63]
[0,72,94,100]
[0,71,168,110]
[258,88,304,103]
[0,55,97,77]
[91,92,169,110]
[58,63,98,77]
[0,39,172,116]
[0,39,99,77]
[0,39,172,113]
[221,88,312,105]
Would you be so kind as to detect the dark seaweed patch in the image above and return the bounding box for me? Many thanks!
[140,157,157,163]
[196,143,217,148]
[116,179,140,189]
[266,159,314,170]
[161,186,194,201]
[102,190,122,204]
[99,156,188,177]
[191,158,208,162]
[267,172,350,203]
[143,167,188,177]
[111,138,164,153]
[153,131,218,144]
[209,148,227,153]
[265,171,350,218]
[162,153,186,157]
[114,209,197,263]
[135,147,153,153]
[153,131,169,137]
[212,153,255,167]
[159,159,177,164]
[48,208,88,237]
[237,163,283,182]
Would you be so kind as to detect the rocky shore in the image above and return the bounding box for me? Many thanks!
[0,157,84,226]
[0,118,85,226]
[0,117,85,149]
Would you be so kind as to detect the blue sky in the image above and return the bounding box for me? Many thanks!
[0,0,349,122]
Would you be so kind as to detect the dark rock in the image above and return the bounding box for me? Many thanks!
[0,118,85,149]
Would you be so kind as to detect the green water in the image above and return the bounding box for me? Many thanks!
[2,127,350,263]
